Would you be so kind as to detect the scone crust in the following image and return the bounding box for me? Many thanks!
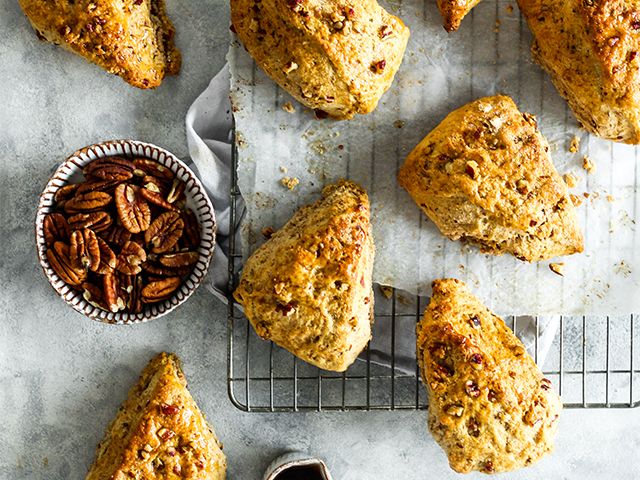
[436,0,482,32]
[398,95,583,261]
[417,279,562,474]
[231,0,410,119]
[233,180,375,372]
[19,0,181,88]
[518,0,640,143]
[86,353,226,480]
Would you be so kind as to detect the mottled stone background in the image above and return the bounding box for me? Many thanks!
[1,0,639,478]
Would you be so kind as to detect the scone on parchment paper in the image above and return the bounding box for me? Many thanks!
[437,0,482,32]
[417,279,562,474]
[518,0,640,144]
[398,95,583,262]
[86,353,226,480]
[230,0,410,120]
[18,0,180,88]
[233,180,375,372]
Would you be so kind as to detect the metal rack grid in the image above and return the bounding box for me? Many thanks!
[226,142,640,412]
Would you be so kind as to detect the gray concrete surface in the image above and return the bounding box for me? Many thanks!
[1,0,639,478]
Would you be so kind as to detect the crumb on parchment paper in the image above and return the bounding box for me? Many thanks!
[569,136,580,153]
[279,166,288,173]
[606,194,615,202]
[549,262,565,276]
[282,102,295,113]
[614,261,632,277]
[564,173,578,188]
[281,176,299,190]
[570,194,583,207]
[506,4,514,13]
[582,155,596,174]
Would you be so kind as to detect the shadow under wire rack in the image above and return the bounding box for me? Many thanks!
[226,139,640,413]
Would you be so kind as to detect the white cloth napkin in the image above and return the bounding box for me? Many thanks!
[184,63,558,372]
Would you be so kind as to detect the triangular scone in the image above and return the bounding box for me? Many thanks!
[86,353,226,480]
[398,95,583,261]
[437,0,483,32]
[234,180,375,372]
[417,279,562,474]
[18,0,180,88]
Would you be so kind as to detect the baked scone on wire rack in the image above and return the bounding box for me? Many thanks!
[86,353,226,479]
[398,95,584,262]
[18,0,180,88]
[416,279,562,474]
[233,180,375,372]
[230,0,410,119]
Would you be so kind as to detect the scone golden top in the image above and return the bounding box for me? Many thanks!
[518,0,640,143]
[233,180,375,372]
[417,279,562,474]
[398,95,583,262]
[86,353,226,480]
[230,0,410,119]
[19,0,180,88]
[437,0,482,32]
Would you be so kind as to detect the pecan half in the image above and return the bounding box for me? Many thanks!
[159,251,198,267]
[116,241,147,275]
[142,277,181,303]
[145,211,184,254]
[54,183,79,207]
[69,229,100,272]
[166,179,185,204]
[142,175,170,195]
[43,213,69,246]
[115,184,151,233]
[181,209,201,249]
[142,260,193,277]
[68,211,113,232]
[140,187,175,211]
[76,179,121,195]
[95,237,117,274]
[133,158,174,181]
[46,241,87,285]
[99,224,132,248]
[103,272,126,312]
[83,157,134,182]
[64,191,112,214]
[82,281,109,311]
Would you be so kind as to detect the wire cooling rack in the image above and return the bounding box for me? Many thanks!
[226,140,640,412]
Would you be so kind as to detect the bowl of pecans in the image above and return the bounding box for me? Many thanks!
[35,140,216,324]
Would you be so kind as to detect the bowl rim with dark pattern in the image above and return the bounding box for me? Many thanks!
[35,139,216,324]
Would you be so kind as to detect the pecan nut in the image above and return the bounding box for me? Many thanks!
[46,241,87,285]
[64,191,112,214]
[69,229,100,272]
[144,211,184,254]
[181,209,201,249]
[76,179,122,195]
[142,260,193,277]
[140,187,176,211]
[166,179,185,204]
[68,211,113,232]
[99,224,132,248]
[95,237,117,274]
[103,272,126,312]
[83,157,134,182]
[43,213,69,247]
[115,184,151,233]
[159,251,198,267]
[142,277,181,303]
[133,158,175,181]
[116,241,147,275]
[54,183,79,206]
[82,281,109,311]
[142,175,170,196]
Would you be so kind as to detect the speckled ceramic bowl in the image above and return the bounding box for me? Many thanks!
[35,140,216,324]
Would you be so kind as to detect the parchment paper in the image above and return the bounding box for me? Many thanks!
[228,0,640,316]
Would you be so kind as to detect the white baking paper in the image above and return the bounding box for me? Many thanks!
[228,0,640,316]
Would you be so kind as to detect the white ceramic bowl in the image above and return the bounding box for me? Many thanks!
[35,140,216,324]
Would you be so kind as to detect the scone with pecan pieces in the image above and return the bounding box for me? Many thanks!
[19,0,180,88]
[398,95,583,261]
[230,0,410,119]
[417,279,562,474]
[86,352,226,480]
[437,0,483,32]
[518,0,640,143]
[234,180,375,372]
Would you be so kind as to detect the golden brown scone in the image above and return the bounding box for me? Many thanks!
[19,0,180,88]
[437,0,482,32]
[518,0,640,143]
[398,95,583,261]
[230,0,410,119]
[417,279,562,474]
[234,180,375,372]
[86,353,226,480]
